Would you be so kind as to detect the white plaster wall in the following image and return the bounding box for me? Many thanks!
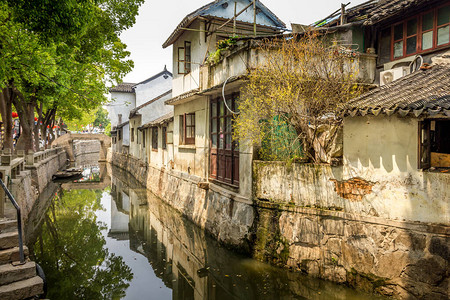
[139,93,173,125]
[254,115,449,224]
[342,115,449,223]
[172,20,207,97]
[129,117,141,158]
[122,123,130,146]
[147,121,174,169]
[173,97,208,178]
[107,92,136,127]
[134,74,172,107]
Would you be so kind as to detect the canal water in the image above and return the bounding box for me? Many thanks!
[26,164,386,300]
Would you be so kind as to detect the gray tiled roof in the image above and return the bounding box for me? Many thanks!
[162,0,286,48]
[109,82,136,93]
[138,111,174,130]
[345,64,450,117]
[363,0,435,25]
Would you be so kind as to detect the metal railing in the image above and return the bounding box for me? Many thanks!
[0,177,25,264]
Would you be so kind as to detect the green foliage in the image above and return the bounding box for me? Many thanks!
[93,107,110,128]
[105,123,111,137]
[0,0,144,150]
[207,37,238,64]
[33,189,133,299]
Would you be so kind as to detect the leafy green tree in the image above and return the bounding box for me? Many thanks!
[93,107,110,129]
[0,0,143,151]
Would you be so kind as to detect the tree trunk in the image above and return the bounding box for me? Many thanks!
[0,88,15,150]
[11,84,36,153]
[14,101,35,153]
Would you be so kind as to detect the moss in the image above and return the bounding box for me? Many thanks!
[347,268,389,292]
[251,207,290,267]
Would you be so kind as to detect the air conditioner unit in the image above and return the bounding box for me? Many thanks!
[380,66,410,86]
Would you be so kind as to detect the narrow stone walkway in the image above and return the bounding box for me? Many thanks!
[0,218,44,299]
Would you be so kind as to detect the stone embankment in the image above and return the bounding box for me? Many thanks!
[110,152,449,299]
[0,147,67,300]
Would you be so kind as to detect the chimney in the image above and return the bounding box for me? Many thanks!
[118,114,122,124]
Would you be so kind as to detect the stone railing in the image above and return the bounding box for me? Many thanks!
[0,147,66,218]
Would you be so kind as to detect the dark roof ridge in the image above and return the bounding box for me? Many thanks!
[134,67,173,87]
[129,89,172,118]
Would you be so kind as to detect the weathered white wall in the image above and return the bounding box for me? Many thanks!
[254,115,449,224]
[139,93,173,125]
[107,92,136,127]
[122,123,130,146]
[172,20,206,97]
[129,117,142,159]
[134,74,172,107]
[147,121,174,169]
[343,115,449,223]
[173,96,208,178]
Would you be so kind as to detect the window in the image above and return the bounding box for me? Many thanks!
[162,127,167,150]
[419,119,450,169]
[131,128,135,142]
[210,93,240,186]
[179,113,195,145]
[178,41,191,74]
[142,130,146,147]
[152,127,158,150]
[386,4,450,60]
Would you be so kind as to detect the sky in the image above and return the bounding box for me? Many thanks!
[120,0,370,83]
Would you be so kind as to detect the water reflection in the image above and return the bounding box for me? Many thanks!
[30,188,133,299]
[28,165,385,300]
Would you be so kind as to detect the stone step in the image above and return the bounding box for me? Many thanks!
[0,275,43,300]
[0,261,36,285]
[0,246,29,265]
[0,232,19,250]
[0,219,17,234]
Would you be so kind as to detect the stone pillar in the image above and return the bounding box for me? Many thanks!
[0,171,5,218]
[1,148,12,166]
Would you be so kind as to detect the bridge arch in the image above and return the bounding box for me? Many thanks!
[52,133,111,162]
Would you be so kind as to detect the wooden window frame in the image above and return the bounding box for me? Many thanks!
[162,126,167,150]
[387,3,450,61]
[179,113,195,145]
[418,119,450,169]
[142,130,146,148]
[151,127,158,151]
[177,41,191,74]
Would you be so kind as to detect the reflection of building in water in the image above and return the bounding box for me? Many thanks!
[109,177,130,240]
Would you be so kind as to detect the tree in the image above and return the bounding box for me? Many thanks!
[0,0,143,152]
[234,33,364,163]
[93,107,110,129]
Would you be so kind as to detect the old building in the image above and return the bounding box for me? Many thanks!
[162,0,286,200]
[107,82,136,153]
[128,67,173,161]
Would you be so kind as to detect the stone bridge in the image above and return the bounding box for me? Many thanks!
[52,133,111,162]
[61,163,111,190]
